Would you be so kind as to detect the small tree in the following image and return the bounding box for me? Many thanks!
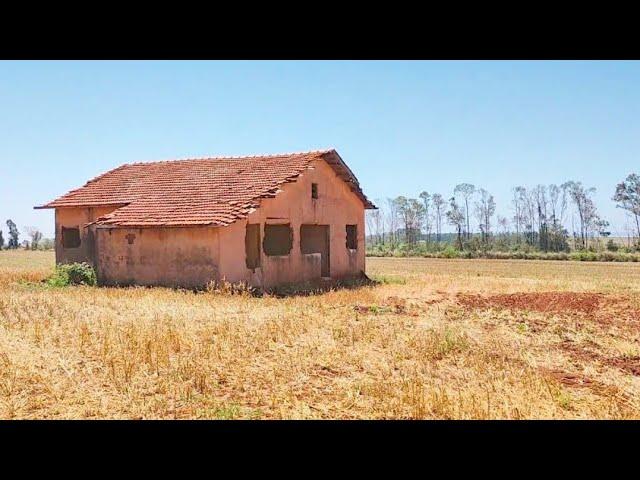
[40,238,55,250]
[432,194,446,243]
[511,186,527,244]
[565,181,599,249]
[419,191,431,243]
[365,210,377,247]
[613,173,640,242]
[24,226,43,250]
[394,196,425,245]
[446,197,465,249]
[385,198,400,247]
[6,220,19,249]
[454,183,475,240]
[0,230,4,250]
[474,188,496,245]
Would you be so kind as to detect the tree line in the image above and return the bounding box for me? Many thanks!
[367,173,640,254]
[0,220,52,251]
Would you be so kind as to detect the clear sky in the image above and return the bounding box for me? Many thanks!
[1,60,638,238]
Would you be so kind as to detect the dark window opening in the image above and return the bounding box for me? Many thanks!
[311,183,318,199]
[346,225,358,250]
[263,224,293,256]
[125,233,136,245]
[62,226,81,249]
[245,223,261,269]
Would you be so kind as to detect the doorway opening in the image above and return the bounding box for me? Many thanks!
[300,224,330,277]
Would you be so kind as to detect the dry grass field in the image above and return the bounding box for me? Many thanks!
[1,250,640,419]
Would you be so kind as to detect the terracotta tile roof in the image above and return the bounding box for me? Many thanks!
[35,149,375,227]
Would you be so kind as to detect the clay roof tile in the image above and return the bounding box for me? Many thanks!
[35,149,375,227]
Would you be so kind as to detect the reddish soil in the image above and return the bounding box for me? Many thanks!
[540,368,622,397]
[456,292,640,326]
[457,292,606,315]
[560,339,640,376]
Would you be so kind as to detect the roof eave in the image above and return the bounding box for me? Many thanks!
[320,150,376,209]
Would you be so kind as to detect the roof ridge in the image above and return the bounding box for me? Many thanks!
[126,148,336,166]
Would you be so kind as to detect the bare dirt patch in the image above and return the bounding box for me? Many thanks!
[559,339,640,376]
[456,291,640,325]
[457,292,606,315]
[540,367,621,397]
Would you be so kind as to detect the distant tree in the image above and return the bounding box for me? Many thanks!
[394,196,410,244]
[408,198,426,244]
[366,210,376,246]
[497,215,509,235]
[613,173,640,241]
[366,205,385,246]
[374,198,386,244]
[5,220,19,249]
[385,197,400,247]
[547,183,569,252]
[474,188,496,244]
[40,238,55,250]
[0,230,4,249]
[548,183,568,227]
[419,191,432,243]
[533,185,549,250]
[446,197,465,249]
[394,196,425,245]
[511,186,526,243]
[454,183,475,240]
[523,188,538,246]
[431,194,446,243]
[24,227,43,250]
[595,219,611,238]
[565,181,600,249]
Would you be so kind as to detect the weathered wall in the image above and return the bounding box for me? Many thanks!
[54,158,366,288]
[216,159,366,287]
[95,227,220,288]
[55,206,121,265]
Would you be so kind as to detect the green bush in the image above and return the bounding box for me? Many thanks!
[47,262,97,287]
[606,239,619,252]
[569,250,598,262]
[440,245,459,259]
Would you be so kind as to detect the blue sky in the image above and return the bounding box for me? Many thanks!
[1,60,639,238]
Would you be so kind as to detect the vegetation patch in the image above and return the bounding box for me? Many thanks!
[369,274,407,285]
[368,247,640,262]
[46,262,97,287]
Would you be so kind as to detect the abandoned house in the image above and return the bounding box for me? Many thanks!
[35,149,376,288]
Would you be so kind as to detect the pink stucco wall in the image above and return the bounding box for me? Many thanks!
[55,206,121,265]
[54,159,367,288]
[95,227,221,288]
[215,159,366,287]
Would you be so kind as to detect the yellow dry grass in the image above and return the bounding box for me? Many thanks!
[1,251,639,419]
